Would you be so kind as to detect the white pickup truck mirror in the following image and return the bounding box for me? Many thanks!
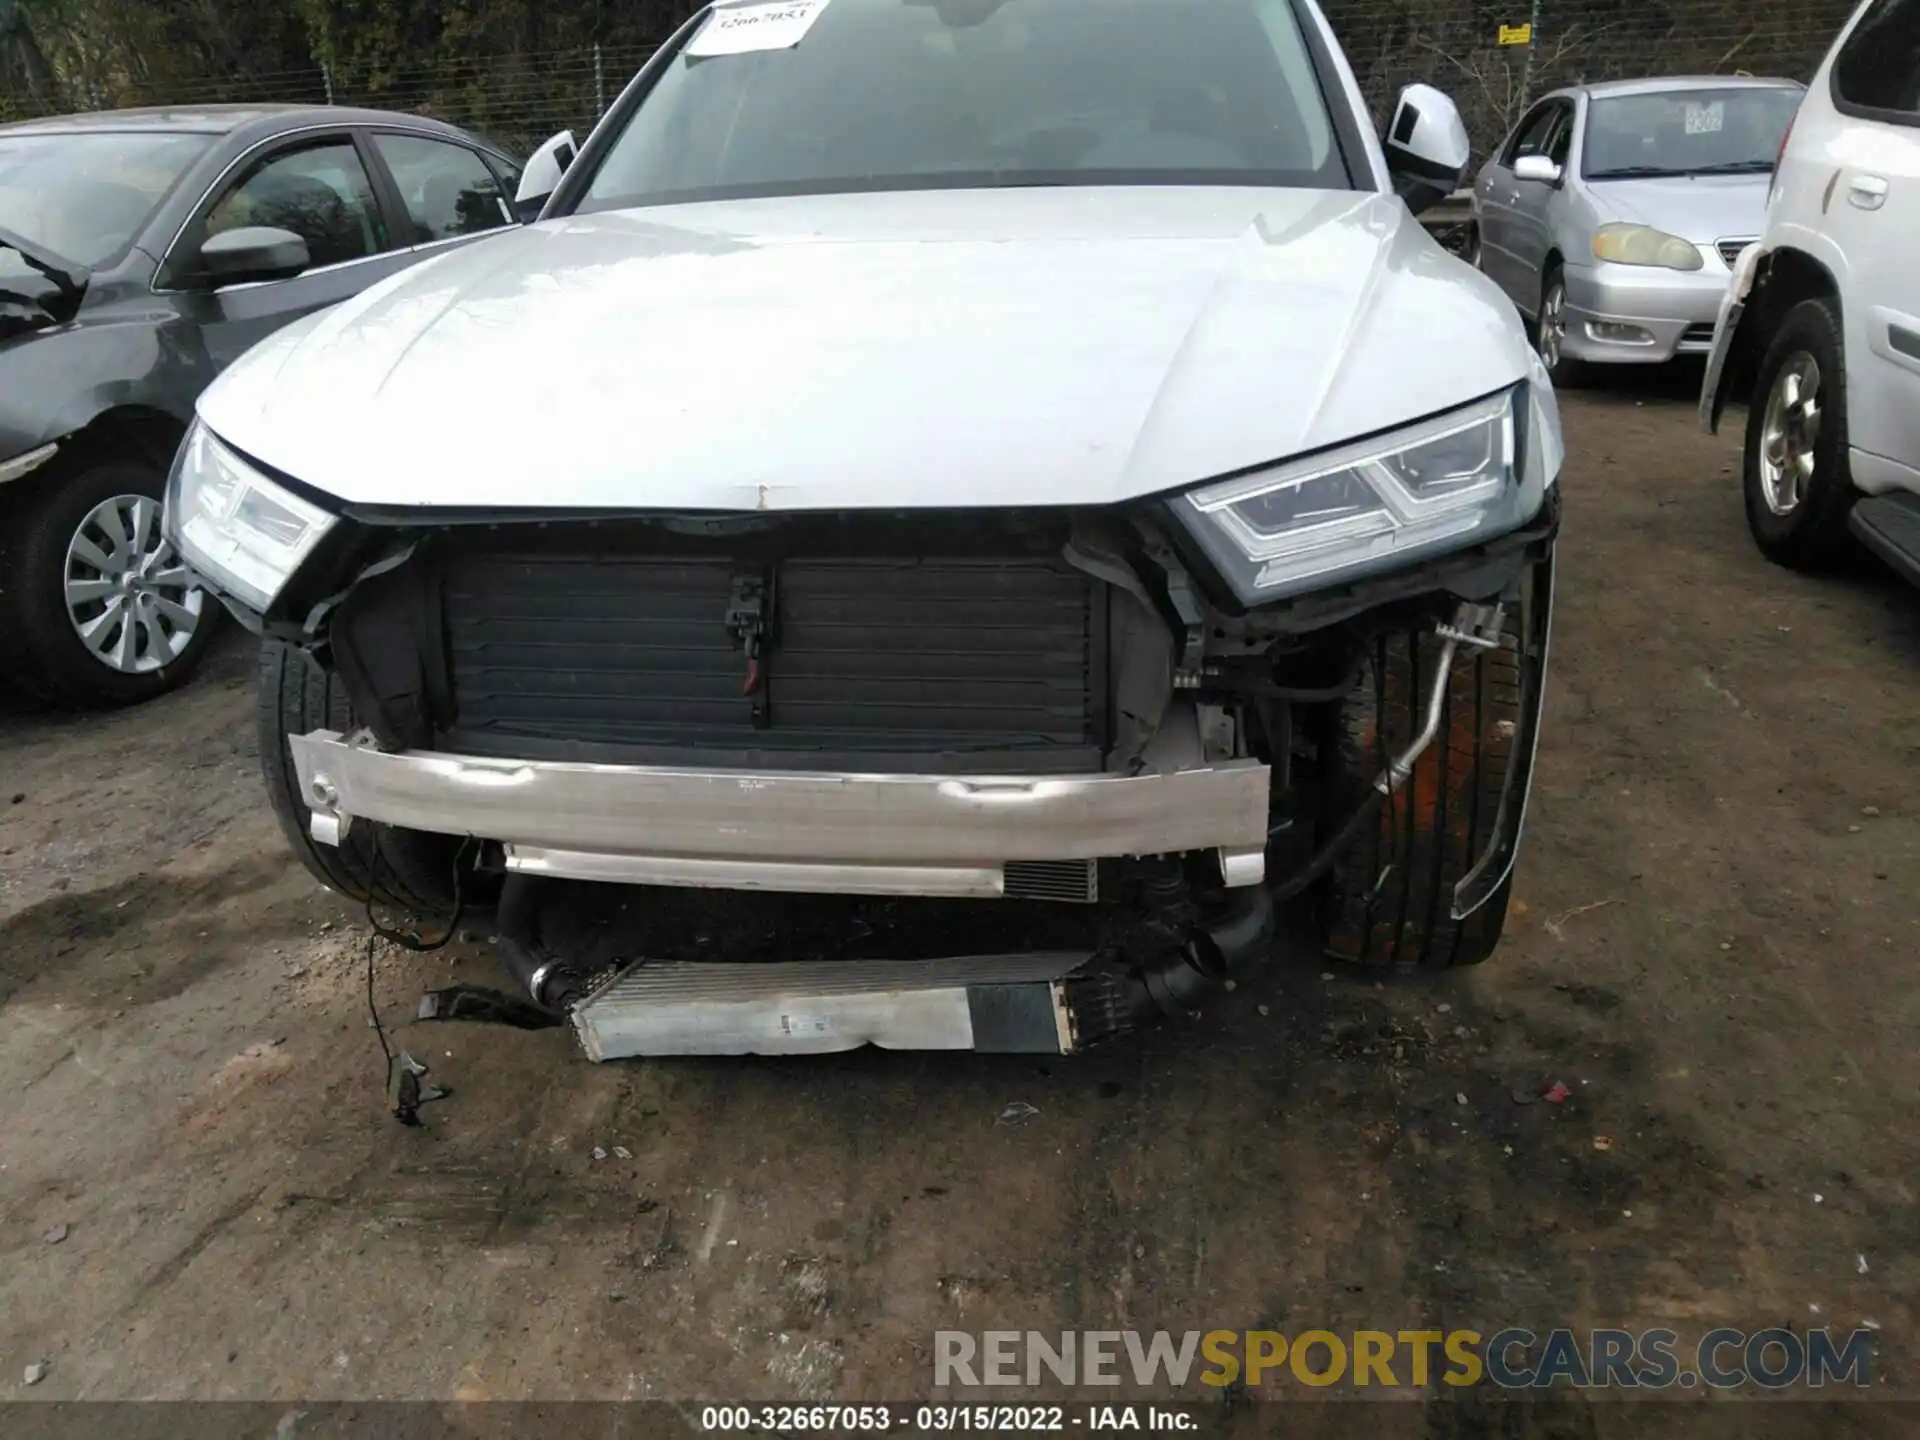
[1384,84,1472,216]
[514,130,578,222]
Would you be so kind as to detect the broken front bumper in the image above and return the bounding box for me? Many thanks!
[290,729,1272,899]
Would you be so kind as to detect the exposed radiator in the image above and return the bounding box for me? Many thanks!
[440,549,1105,773]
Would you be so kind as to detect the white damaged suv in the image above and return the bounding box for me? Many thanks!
[167,0,1564,1061]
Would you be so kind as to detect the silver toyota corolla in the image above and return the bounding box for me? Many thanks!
[1470,76,1804,381]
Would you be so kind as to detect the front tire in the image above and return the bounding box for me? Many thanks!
[1743,297,1855,570]
[258,638,496,917]
[0,460,221,707]
[1315,593,1542,972]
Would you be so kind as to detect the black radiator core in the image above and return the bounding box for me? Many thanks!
[437,548,1106,773]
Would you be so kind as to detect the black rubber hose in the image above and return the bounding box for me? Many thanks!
[1222,670,1364,703]
[494,874,590,1014]
[1269,789,1388,903]
[1110,882,1279,1025]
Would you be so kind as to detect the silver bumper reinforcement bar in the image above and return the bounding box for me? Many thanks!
[289,730,1271,897]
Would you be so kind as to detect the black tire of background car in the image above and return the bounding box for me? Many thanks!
[1315,607,1527,970]
[257,638,497,917]
[1537,262,1585,389]
[0,459,222,708]
[1743,297,1856,571]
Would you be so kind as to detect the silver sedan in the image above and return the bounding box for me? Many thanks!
[1470,76,1803,381]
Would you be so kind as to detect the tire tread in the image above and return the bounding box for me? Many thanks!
[256,639,455,914]
[1319,609,1524,971]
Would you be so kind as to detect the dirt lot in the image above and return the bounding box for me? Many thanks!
[1,380,1915,1425]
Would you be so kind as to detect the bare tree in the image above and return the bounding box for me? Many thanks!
[0,0,57,97]
[1413,20,1621,150]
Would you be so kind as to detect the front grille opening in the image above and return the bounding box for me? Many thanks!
[529,877,1113,967]
[1717,238,1755,267]
[430,517,1110,775]
[1003,859,1100,904]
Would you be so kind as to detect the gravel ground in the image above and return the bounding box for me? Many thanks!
[0,380,1915,1430]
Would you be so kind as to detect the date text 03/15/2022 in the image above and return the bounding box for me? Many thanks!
[699,1405,1197,1431]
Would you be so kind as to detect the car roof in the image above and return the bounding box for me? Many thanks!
[1552,75,1806,103]
[0,104,501,149]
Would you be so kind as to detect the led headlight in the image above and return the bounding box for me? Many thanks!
[165,422,336,613]
[1174,388,1550,605]
[1590,223,1703,271]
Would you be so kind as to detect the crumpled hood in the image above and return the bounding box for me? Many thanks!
[1586,173,1772,245]
[198,187,1533,512]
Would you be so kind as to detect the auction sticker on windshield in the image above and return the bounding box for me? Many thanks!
[688,0,831,56]
[1684,101,1726,135]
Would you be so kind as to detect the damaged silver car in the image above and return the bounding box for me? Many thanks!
[167,0,1563,1060]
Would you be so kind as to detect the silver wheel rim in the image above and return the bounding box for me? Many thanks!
[63,493,205,674]
[1759,353,1822,516]
[1539,281,1566,369]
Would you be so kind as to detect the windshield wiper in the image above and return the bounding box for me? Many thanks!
[1588,161,1774,180]
[0,223,85,301]
[1585,165,1690,179]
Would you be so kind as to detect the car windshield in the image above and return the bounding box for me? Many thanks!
[578,0,1346,212]
[0,130,214,269]
[1581,88,1802,179]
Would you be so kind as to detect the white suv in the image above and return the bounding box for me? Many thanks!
[169,0,1564,1064]
[1701,0,1920,585]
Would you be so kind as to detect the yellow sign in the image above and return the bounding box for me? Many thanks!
[1499,22,1533,44]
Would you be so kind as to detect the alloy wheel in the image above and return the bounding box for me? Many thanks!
[1538,280,1567,370]
[63,493,205,674]
[1758,353,1822,515]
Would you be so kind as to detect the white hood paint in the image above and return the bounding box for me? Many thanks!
[198,187,1534,513]
[1585,173,1773,244]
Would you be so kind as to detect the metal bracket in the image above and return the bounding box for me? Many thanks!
[1144,542,1207,689]
[724,570,774,728]
[1437,601,1507,652]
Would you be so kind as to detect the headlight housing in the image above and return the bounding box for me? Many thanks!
[1173,387,1552,606]
[165,422,336,613]
[1590,222,1703,271]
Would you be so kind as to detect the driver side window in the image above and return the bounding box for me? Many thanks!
[1545,106,1574,166]
[205,140,388,271]
[1502,104,1561,166]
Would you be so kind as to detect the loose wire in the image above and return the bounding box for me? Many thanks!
[361,833,475,1124]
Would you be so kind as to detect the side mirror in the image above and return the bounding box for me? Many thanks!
[198,226,311,286]
[1384,83,1471,216]
[1513,154,1564,186]
[514,129,578,222]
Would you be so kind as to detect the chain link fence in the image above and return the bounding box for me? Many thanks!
[1,42,664,156]
[2,0,1865,164]
[1327,0,1859,162]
